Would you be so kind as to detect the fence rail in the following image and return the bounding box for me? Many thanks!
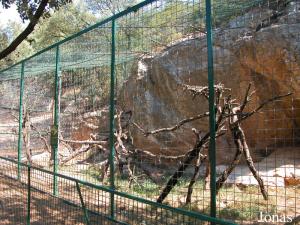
[0,156,235,224]
[0,0,299,224]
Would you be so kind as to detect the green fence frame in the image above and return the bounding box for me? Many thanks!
[17,62,25,180]
[0,156,235,225]
[205,0,216,221]
[0,0,232,224]
[53,45,61,196]
[109,18,117,220]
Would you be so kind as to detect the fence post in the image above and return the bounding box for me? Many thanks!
[52,45,61,196]
[205,0,217,222]
[75,181,90,225]
[109,19,117,219]
[26,165,31,225]
[17,62,25,180]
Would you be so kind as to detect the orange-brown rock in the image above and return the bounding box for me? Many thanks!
[119,22,300,164]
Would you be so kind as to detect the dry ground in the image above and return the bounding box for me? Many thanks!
[0,175,112,225]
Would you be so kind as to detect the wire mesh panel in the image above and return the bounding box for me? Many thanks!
[29,167,111,224]
[211,0,300,224]
[0,65,21,164]
[114,0,213,215]
[115,195,205,225]
[0,157,232,225]
[0,0,299,224]
[21,50,56,172]
[0,174,27,224]
[58,22,112,184]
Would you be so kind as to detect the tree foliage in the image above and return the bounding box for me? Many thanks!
[30,2,96,50]
[0,1,95,68]
[0,22,32,68]
[0,0,268,68]
[0,0,72,60]
[1,0,72,21]
[85,0,139,16]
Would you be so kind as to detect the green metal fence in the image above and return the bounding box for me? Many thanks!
[0,0,299,224]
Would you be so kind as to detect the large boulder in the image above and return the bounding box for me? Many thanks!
[119,3,300,164]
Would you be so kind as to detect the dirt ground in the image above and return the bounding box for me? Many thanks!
[0,154,299,225]
[0,175,112,225]
[0,173,207,225]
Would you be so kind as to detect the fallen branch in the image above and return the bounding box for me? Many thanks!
[216,134,243,193]
[241,129,268,200]
[132,112,209,137]
[240,83,255,112]
[127,158,140,188]
[183,83,231,99]
[60,144,92,165]
[134,149,186,161]
[59,139,107,145]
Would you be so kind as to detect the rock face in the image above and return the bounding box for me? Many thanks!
[119,1,300,164]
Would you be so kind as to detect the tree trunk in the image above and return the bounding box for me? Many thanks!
[0,0,49,59]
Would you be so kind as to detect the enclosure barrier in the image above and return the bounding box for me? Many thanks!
[0,156,235,224]
[0,0,299,224]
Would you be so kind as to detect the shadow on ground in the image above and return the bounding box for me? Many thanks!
[0,175,114,225]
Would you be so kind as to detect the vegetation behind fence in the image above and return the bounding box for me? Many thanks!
[0,0,299,224]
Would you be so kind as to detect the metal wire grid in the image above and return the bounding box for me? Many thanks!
[212,0,300,223]
[0,65,20,160]
[0,0,298,224]
[0,157,233,224]
[0,174,27,224]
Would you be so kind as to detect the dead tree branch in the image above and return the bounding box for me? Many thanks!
[216,85,292,200]
[156,85,228,203]
[30,124,51,153]
[60,144,91,165]
[185,153,207,204]
[59,139,107,145]
[132,112,209,137]
[238,92,293,123]
[241,128,268,200]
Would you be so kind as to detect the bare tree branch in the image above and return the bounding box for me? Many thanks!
[59,139,107,145]
[132,112,209,137]
[215,89,292,200]
[240,83,255,112]
[30,124,51,153]
[60,144,91,165]
[239,92,293,123]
